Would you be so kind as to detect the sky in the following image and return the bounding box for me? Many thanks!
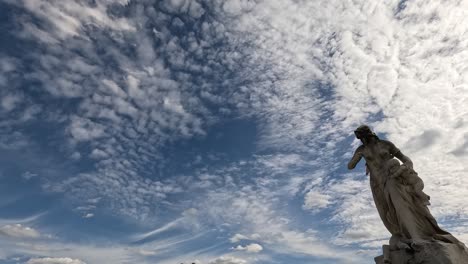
[1,0,468,263]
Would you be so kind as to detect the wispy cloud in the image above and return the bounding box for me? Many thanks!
[208,256,247,264]
[232,243,263,253]
[0,224,40,239]
[2,0,468,263]
[26,257,87,264]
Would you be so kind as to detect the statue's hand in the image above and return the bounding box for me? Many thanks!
[403,162,413,170]
[397,241,411,250]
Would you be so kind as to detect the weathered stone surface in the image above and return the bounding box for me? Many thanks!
[374,241,468,264]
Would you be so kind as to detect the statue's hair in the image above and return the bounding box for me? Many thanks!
[354,125,379,140]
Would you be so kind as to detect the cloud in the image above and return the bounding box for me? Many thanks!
[1,94,22,112]
[18,0,134,40]
[22,171,39,180]
[229,234,248,243]
[1,0,220,220]
[303,189,333,212]
[68,116,106,143]
[0,131,29,150]
[2,0,468,262]
[26,258,86,264]
[135,249,156,256]
[133,208,200,242]
[82,213,94,219]
[208,256,247,264]
[0,224,40,239]
[210,0,468,256]
[233,243,263,253]
[89,149,108,160]
[0,237,138,264]
[188,157,364,263]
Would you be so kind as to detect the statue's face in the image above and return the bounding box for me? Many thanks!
[354,126,372,139]
[354,130,364,139]
[354,130,368,139]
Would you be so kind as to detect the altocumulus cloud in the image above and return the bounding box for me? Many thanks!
[0,224,40,239]
[26,258,86,264]
[233,243,263,253]
[208,256,247,264]
[1,0,468,263]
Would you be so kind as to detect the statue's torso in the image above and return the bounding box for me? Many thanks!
[361,141,395,185]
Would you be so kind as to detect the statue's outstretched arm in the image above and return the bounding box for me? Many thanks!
[348,146,363,170]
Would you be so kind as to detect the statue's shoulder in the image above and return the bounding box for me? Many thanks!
[379,139,395,146]
[379,139,400,153]
[355,144,365,151]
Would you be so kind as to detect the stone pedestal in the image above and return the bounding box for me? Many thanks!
[374,241,468,264]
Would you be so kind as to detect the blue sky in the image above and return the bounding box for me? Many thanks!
[1,0,468,263]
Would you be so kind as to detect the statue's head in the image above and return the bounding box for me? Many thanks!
[354,125,378,140]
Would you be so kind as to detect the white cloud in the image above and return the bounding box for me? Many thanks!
[101,79,127,98]
[303,190,333,212]
[83,213,94,219]
[188,1,205,18]
[1,94,21,112]
[0,56,18,73]
[0,224,40,239]
[208,256,247,264]
[133,208,200,242]
[192,159,364,263]
[89,149,108,160]
[0,237,140,264]
[4,0,468,262]
[229,234,248,243]
[135,249,156,256]
[22,171,38,180]
[233,243,263,253]
[26,257,86,264]
[210,0,468,255]
[68,117,105,142]
[5,0,219,220]
[19,0,134,39]
[70,152,81,160]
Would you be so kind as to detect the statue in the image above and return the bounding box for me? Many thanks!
[348,125,468,264]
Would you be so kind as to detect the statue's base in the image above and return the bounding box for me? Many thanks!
[374,241,468,264]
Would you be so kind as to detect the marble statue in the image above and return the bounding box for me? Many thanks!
[348,125,468,264]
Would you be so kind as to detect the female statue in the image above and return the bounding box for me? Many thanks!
[347,125,462,250]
